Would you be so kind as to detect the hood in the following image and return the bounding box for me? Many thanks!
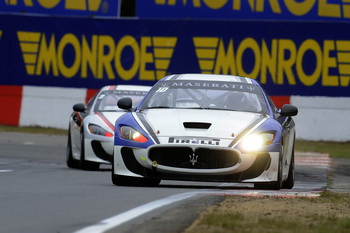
[93,111,126,132]
[138,109,266,139]
[101,111,126,123]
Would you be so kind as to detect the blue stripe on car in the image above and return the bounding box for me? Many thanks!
[114,113,155,149]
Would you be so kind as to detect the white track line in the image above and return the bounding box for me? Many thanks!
[0,170,13,173]
[73,191,199,233]
[74,187,323,233]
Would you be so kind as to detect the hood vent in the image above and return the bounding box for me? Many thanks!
[183,122,211,129]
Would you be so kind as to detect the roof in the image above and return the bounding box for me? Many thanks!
[99,85,152,92]
[162,74,258,84]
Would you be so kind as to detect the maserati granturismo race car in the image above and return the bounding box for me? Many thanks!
[66,85,151,170]
[112,74,298,189]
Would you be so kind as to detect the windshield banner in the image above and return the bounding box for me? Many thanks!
[0,0,119,17]
[136,0,350,22]
[0,14,349,97]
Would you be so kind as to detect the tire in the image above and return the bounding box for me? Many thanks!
[112,174,133,186]
[112,174,160,187]
[268,157,283,190]
[144,178,161,187]
[112,163,160,187]
[282,151,295,189]
[254,147,283,190]
[66,127,80,169]
[80,129,99,171]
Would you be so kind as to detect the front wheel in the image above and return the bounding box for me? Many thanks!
[80,129,99,171]
[111,153,161,186]
[66,127,79,169]
[254,151,283,190]
[112,172,160,187]
[282,152,295,189]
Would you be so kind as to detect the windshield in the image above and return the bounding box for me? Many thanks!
[94,90,148,112]
[140,80,268,114]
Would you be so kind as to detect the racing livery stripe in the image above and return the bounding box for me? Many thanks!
[172,74,181,80]
[75,112,83,123]
[232,76,248,83]
[135,112,160,144]
[245,77,253,84]
[166,74,180,80]
[228,115,267,148]
[96,112,115,132]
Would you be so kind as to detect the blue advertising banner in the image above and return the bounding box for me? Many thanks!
[137,0,350,22]
[0,14,350,97]
[0,0,119,17]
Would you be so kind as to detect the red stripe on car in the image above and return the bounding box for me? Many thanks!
[96,112,115,132]
[75,112,83,122]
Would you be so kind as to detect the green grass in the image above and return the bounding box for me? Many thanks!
[199,214,350,233]
[186,192,350,233]
[0,124,67,135]
[295,140,350,158]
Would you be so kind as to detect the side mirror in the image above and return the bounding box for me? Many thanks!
[118,97,133,110]
[73,103,86,112]
[280,104,298,117]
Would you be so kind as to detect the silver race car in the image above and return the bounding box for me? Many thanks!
[66,85,151,170]
[112,74,298,189]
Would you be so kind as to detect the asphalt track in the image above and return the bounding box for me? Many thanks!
[0,132,346,233]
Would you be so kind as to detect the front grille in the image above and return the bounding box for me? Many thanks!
[149,147,239,169]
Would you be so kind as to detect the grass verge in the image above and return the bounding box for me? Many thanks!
[295,140,350,158]
[185,191,350,233]
[0,124,67,135]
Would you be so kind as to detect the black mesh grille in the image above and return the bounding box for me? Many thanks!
[149,147,239,169]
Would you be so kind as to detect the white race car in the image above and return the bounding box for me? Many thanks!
[112,74,298,189]
[66,85,151,170]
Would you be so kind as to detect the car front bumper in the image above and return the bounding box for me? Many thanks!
[113,144,279,183]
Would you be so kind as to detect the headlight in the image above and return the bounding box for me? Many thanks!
[120,126,148,143]
[88,124,113,137]
[240,132,275,152]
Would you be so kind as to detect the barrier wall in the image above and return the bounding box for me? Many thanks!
[0,14,349,141]
[3,86,349,141]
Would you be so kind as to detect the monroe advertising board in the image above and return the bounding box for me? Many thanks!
[0,14,349,98]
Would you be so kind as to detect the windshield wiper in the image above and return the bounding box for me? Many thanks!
[188,107,225,110]
[144,106,170,109]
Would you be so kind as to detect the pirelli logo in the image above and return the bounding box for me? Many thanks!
[17,31,177,80]
[193,37,350,87]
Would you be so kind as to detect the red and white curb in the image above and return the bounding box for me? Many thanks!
[295,152,330,169]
